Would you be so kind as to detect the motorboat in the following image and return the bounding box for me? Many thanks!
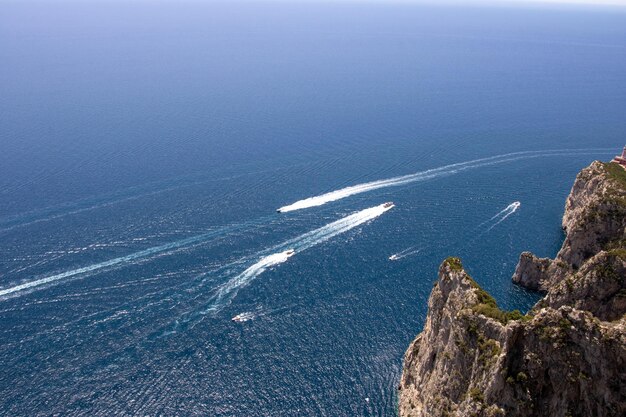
[232,312,254,323]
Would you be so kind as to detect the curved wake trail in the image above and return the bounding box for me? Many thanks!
[277,149,612,213]
[207,251,295,313]
[478,201,521,227]
[486,201,521,231]
[389,201,521,261]
[198,203,395,316]
[389,247,421,261]
[0,216,273,299]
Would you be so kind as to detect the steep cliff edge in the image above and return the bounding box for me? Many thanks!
[512,161,626,291]
[399,161,626,417]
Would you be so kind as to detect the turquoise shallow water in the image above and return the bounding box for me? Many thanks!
[0,1,625,415]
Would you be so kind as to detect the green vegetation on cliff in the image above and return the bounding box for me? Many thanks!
[400,160,626,417]
[446,257,529,325]
[464,266,528,324]
[444,257,464,272]
[604,162,626,188]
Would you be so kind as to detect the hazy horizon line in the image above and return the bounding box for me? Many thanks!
[2,0,626,6]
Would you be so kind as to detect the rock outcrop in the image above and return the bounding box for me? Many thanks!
[510,252,552,291]
[399,161,626,417]
[512,161,626,291]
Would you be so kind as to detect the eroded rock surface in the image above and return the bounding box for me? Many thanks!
[399,161,626,417]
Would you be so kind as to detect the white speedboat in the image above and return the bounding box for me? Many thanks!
[285,249,295,257]
[389,254,399,261]
[383,202,394,209]
[232,312,255,323]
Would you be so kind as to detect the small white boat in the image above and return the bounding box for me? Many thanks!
[389,254,399,261]
[232,312,255,323]
[383,202,394,209]
[285,249,295,257]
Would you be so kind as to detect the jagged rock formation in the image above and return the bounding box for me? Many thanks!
[510,252,552,291]
[512,161,626,291]
[399,161,626,417]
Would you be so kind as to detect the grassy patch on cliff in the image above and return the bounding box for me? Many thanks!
[467,273,528,324]
[604,162,626,189]
[608,248,626,259]
[444,256,464,272]
[465,276,498,307]
[446,257,530,325]
[472,304,528,325]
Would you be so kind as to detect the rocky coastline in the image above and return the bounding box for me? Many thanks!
[398,161,626,417]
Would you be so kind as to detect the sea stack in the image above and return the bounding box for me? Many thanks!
[398,159,626,417]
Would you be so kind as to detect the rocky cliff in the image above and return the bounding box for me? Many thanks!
[398,161,626,417]
[512,161,626,291]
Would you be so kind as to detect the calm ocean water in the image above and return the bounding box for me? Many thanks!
[1,1,625,415]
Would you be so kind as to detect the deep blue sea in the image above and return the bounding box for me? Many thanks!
[1,1,625,415]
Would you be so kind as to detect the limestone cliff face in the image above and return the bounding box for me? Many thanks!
[510,252,552,291]
[399,161,626,417]
[541,250,626,322]
[560,162,626,268]
[512,161,626,290]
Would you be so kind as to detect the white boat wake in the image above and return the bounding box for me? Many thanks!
[231,311,256,323]
[208,250,296,311]
[389,247,421,261]
[388,201,520,261]
[0,216,273,299]
[486,201,521,231]
[200,202,395,315]
[276,148,611,213]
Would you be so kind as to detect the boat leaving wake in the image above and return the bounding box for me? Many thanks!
[199,202,395,316]
[231,311,256,323]
[389,247,421,261]
[0,216,273,299]
[276,149,611,213]
[208,249,296,310]
[486,201,521,231]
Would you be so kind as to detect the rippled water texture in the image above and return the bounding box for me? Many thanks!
[1,1,625,415]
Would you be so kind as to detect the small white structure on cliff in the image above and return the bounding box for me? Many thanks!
[611,146,626,168]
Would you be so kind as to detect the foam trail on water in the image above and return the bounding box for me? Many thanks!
[487,201,521,231]
[231,311,256,323]
[204,203,394,314]
[0,217,271,299]
[209,250,295,312]
[389,247,421,261]
[277,149,612,213]
[486,203,517,223]
[477,201,521,228]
